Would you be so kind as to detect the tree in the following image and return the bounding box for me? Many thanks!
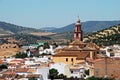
[43,43,50,49]
[86,76,114,80]
[0,64,8,71]
[58,74,67,79]
[85,69,89,75]
[49,68,59,79]
[41,53,47,57]
[28,77,37,80]
[53,43,58,48]
[15,52,27,58]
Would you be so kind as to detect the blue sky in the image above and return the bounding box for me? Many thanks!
[0,0,120,28]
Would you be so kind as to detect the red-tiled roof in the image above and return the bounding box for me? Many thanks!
[63,46,82,51]
[8,63,19,66]
[9,59,25,63]
[0,77,4,80]
[53,50,89,59]
[3,72,16,74]
[70,40,86,45]
[82,46,96,51]
[1,74,16,78]
[15,68,29,73]
[86,57,103,63]
[0,60,4,64]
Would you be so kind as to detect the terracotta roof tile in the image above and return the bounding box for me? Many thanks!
[82,46,96,51]
[53,50,89,59]
[70,40,86,45]
[15,68,29,73]
[1,74,16,78]
[9,59,25,63]
[28,69,36,73]
[3,72,16,74]
[8,63,19,66]
[86,57,103,63]
[63,46,82,51]
[0,77,5,80]
[0,60,4,64]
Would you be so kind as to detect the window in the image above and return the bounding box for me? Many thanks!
[71,58,73,62]
[76,33,78,37]
[110,53,114,57]
[71,70,73,73]
[66,58,68,62]
[48,57,51,60]
[97,51,99,54]
[107,49,113,52]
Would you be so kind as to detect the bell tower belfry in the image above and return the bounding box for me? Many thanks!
[74,18,83,41]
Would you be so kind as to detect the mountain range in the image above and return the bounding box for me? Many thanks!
[0,20,120,35]
[40,27,57,31]
[0,21,42,35]
[50,21,120,33]
[0,20,120,46]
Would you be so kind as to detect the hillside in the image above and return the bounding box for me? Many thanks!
[49,31,74,40]
[40,27,58,31]
[0,34,51,45]
[84,24,120,46]
[51,21,120,33]
[49,31,89,41]
[0,21,42,35]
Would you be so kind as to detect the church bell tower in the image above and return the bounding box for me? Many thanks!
[74,18,83,41]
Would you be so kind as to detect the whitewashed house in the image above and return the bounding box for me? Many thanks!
[39,45,55,55]
[36,67,49,80]
[100,45,120,57]
[50,63,71,77]
[70,65,85,78]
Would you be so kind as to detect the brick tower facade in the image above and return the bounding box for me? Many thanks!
[74,18,83,41]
